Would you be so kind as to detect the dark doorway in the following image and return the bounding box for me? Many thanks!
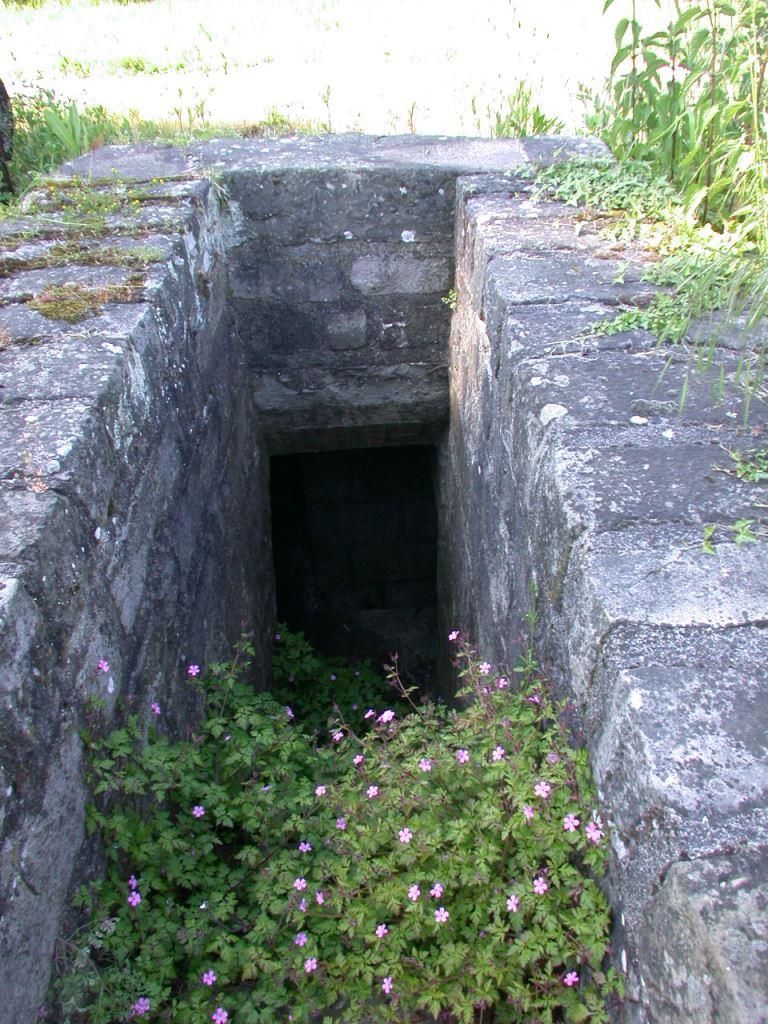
[270,446,438,684]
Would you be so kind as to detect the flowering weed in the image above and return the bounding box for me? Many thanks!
[55,632,620,1023]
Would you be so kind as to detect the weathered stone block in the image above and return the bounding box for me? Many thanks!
[631,846,768,1024]
[326,308,367,350]
[350,254,449,294]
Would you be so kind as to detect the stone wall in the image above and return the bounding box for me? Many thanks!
[438,175,768,1022]
[0,166,274,1021]
[0,134,765,1023]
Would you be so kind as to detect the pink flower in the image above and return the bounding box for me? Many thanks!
[398,827,413,844]
[435,907,449,924]
[294,932,308,947]
[192,805,205,818]
[97,659,109,673]
[547,751,560,764]
[336,817,347,831]
[506,894,519,912]
[211,1009,228,1024]
[367,785,379,799]
[315,891,325,905]
[353,754,364,765]
[332,731,344,743]
[330,674,336,681]
[479,662,492,675]
[378,709,395,724]
[527,692,542,705]
[364,709,376,720]
[456,749,470,764]
[299,898,307,912]
[419,758,432,772]
[150,702,161,715]
[304,957,318,974]
[533,876,548,895]
[408,884,420,901]
[293,878,307,891]
[274,633,281,641]
[430,882,444,899]
[448,630,460,642]
[315,785,327,797]
[202,970,217,986]
[497,676,509,689]
[382,976,394,995]
[375,923,388,938]
[131,997,150,1017]
[523,804,535,821]
[187,664,200,677]
[563,971,580,987]
[586,821,603,843]
[128,875,138,889]
[563,814,580,832]
[299,841,312,852]
[285,706,295,719]
[534,780,551,799]
[492,745,505,762]
[127,891,141,907]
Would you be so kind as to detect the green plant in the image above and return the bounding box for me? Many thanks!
[701,515,767,549]
[442,288,458,311]
[42,100,91,160]
[239,109,320,138]
[492,83,564,138]
[59,56,93,78]
[723,445,768,480]
[109,56,163,76]
[596,0,768,242]
[535,155,768,417]
[270,625,404,737]
[55,630,618,1024]
[6,90,125,195]
[534,156,680,221]
[1,88,244,203]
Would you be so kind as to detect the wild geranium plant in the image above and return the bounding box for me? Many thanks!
[270,625,404,736]
[56,631,620,1024]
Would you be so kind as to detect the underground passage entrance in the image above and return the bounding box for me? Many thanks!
[270,445,439,684]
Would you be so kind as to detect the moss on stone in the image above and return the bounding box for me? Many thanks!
[28,281,145,322]
[0,242,165,278]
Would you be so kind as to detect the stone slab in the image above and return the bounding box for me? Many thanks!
[634,846,768,1024]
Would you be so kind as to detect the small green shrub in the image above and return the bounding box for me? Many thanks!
[270,626,404,737]
[592,0,768,243]
[492,83,564,138]
[7,90,127,194]
[54,629,619,1023]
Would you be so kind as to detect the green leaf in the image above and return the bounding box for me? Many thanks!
[614,17,630,47]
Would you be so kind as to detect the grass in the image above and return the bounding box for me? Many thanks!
[0,241,165,277]
[0,0,671,138]
[534,157,768,420]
